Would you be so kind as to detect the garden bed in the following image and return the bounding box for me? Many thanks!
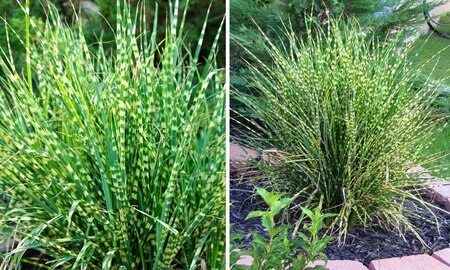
[230,166,450,266]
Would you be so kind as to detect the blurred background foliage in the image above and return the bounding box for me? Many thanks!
[0,0,225,69]
[231,0,439,84]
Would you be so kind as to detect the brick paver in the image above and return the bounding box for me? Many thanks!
[230,143,258,162]
[234,249,450,269]
[230,143,285,164]
[432,248,450,267]
[424,180,450,211]
[406,165,426,174]
[368,254,449,270]
[235,257,369,270]
[309,260,368,270]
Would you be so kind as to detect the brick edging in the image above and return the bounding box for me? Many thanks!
[234,248,450,269]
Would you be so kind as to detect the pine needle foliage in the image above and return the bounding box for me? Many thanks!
[233,18,443,242]
[0,0,225,269]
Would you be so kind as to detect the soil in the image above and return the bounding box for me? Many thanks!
[230,166,450,266]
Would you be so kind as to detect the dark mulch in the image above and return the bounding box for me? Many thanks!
[230,166,450,266]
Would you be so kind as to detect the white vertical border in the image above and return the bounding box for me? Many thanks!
[225,0,230,268]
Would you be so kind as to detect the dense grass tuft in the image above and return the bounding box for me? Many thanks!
[0,0,225,269]
[233,18,444,241]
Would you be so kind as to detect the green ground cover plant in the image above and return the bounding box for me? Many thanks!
[231,188,335,270]
[408,34,450,180]
[233,17,444,241]
[0,0,225,268]
[423,125,450,179]
[436,12,450,34]
[410,35,450,85]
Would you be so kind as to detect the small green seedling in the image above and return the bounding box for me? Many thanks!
[231,188,336,270]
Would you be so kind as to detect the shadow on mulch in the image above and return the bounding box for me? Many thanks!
[230,166,450,266]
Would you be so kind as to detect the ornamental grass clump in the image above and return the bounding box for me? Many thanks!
[0,0,225,268]
[233,18,443,241]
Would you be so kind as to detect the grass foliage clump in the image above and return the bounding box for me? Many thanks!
[0,0,225,268]
[233,18,443,241]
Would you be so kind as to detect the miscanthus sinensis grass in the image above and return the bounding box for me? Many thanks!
[0,0,225,269]
[233,18,445,242]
